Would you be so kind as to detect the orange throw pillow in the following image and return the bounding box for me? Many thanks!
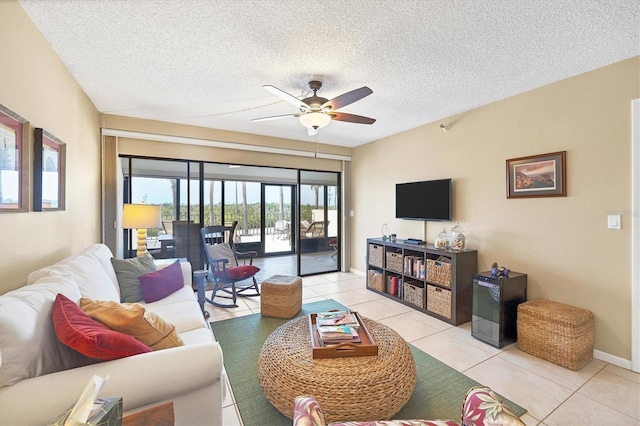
[80,298,183,350]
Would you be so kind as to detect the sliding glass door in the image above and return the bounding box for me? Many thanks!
[263,184,294,254]
[121,157,340,277]
[299,170,340,275]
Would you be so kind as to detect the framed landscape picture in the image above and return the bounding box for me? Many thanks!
[33,128,66,211]
[506,151,566,199]
[0,104,30,212]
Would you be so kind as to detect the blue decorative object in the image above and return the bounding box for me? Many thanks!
[490,262,510,278]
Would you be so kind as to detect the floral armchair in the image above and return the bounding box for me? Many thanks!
[293,386,525,426]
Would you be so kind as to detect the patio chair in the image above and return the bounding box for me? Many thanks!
[200,221,261,308]
[328,238,338,258]
[273,219,290,240]
[301,220,328,238]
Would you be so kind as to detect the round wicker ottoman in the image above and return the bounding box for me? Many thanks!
[258,316,416,422]
[260,275,302,319]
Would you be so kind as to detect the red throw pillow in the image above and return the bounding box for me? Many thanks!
[212,265,260,280]
[52,294,152,360]
[138,260,184,303]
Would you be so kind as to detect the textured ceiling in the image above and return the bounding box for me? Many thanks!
[18,0,640,148]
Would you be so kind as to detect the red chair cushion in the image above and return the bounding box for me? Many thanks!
[52,294,152,361]
[213,265,260,281]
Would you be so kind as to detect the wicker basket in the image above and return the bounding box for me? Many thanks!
[261,275,302,319]
[386,252,403,273]
[517,299,594,370]
[403,281,424,309]
[427,285,452,319]
[369,244,383,268]
[427,257,452,288]
[367,269,385,292]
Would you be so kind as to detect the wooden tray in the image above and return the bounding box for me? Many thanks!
[308,311,378,359]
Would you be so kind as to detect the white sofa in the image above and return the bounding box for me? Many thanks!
[0,244,224,426]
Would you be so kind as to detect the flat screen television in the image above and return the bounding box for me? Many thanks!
[395,178,452,221]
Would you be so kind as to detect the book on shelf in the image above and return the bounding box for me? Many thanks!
[390,276,399,296]
[316,311,359,327]
[403,255,425,278]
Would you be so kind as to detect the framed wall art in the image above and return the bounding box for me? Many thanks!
[0,104,30,212]
[506,151,566,199]
[33,128,66,211]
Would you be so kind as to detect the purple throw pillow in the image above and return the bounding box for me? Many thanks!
[138,260,184,303]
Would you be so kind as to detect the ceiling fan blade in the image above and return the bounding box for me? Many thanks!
[329,112,376,124]
[251,113,299,122]
[322,86,373,111]
[263,85,310,111]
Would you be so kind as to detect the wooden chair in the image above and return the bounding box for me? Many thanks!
[200,221,260,308]
[173,220,203,269]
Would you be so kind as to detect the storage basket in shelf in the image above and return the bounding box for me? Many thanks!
[403,281,424,309]
[367,269,385,292]
[369,244,383,268]
[427,257,452,288]
[386,252,403,273]
[427,284,451,319]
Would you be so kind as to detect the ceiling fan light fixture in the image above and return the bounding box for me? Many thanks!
[299,112,331,129]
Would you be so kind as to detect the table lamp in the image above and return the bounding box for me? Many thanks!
[122,203,162,256]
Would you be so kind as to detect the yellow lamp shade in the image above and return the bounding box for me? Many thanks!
[122,204,162,256]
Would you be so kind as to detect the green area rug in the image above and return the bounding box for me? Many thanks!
[210,299,526,425]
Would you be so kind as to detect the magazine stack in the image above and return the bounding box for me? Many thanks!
[315,311,361,345]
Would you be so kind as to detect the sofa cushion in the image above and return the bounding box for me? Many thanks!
[27,251,119,301]
[80,244,121,296]
[52,294,152,360]
[461,386,525,426]
[110,253,157,303]
[143,297,207,334]
[329,421,459,426]
[138,260,184,303]
[293,396,460,426]
[80,298,183,350]
[0,275,95,387]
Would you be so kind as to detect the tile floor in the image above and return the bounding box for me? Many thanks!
[205,272,640,426]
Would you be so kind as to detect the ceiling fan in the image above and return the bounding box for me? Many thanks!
[252,80,376,135]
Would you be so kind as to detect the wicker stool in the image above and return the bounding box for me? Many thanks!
[517,299,594,370]
[260,275,302,319]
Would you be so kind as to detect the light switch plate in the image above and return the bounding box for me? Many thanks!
[607,214,621,229]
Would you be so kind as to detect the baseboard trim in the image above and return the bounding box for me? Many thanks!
[594,350,632,370]
[351,267,634,371]
[350,267,365,277]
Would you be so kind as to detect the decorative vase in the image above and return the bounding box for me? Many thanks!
[450,222,466,251]
[434,228,450,250]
